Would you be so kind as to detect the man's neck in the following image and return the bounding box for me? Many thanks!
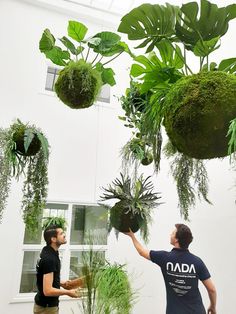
[50,243,59,251]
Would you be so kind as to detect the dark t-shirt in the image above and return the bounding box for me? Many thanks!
[34,245,61,307]
[150,248,210,314]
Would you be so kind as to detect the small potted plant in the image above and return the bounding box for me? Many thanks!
[39,21,131,109]
[0,119,49,232]
[100,173,161,243]
[118,0,236,219]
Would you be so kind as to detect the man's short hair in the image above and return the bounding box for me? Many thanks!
[44,224,60,245]
[175,223,193,249]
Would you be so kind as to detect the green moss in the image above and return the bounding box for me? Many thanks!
[55,60,102,109]
[110,201,141,232]
[163,71,236,159]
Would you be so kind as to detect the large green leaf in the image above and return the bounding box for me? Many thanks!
[39,29,55,52]
[176,0,236,55]
[130,52,182,93]
[155,40,184,69]
[218,58,236,74]
[88,32,121,56]
[36,132,49,159]
[95,63,116,86]
[59,36,78,55]
[193,37,220,57]
[45,46,70,66]
[68,20,88,42]
[24,129,34,153]
[118,3,180,52]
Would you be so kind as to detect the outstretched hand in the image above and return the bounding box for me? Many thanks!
[123,228,134,237]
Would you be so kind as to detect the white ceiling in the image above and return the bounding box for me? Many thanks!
[63,0,168,16]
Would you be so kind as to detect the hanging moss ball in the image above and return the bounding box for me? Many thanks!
[110,201,142,233]
[163,71,236,159]
[13,125,41,156]
[141,151,153,166]
[54,60,102,109]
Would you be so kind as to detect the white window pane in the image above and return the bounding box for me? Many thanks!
[19,251,40,293]
[45,72,55,91]
[98,84,110,103]
[70,250,105,280]
[84,206,108,245]
[70,205,107,245]
[70,205,85,245]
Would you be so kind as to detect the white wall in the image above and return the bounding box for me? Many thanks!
[0,0,236,313]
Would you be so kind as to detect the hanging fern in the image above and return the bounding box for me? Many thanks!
[164,142,210,220]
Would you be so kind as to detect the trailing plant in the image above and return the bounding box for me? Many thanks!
[100,173,161,243]
[77,243,136,314]
[0,119,49,232]
[39,21,132,109]
[42,216,67,230]
[117,0,236,219]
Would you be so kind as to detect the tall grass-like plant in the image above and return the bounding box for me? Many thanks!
[76,242,136,314]
[0,119,49,232]
[118,0,236,219]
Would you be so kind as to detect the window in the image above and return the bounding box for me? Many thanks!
[19,202,107,294]
[45,66,110,103]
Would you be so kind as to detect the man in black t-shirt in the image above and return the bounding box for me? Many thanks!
[34,225,79,314]
[124,223,217,314]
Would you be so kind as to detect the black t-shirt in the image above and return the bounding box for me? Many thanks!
[150,248,210,314]
[34,245,61,307]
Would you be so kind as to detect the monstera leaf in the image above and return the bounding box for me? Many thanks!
[88,32,122,56]
[176,0,236,55]
[118,3,180,53]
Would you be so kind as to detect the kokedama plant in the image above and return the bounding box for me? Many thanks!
[100,173,161,243]
[39,20,131,109]
[118,0,236,219]
[0,119,49,232]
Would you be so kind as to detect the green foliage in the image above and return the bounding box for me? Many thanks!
[78,244,136,314]
[0,119,49,232]
[55,60,103,109]
[42,216,67,230]
[100,173,161,243]
[227,118,236,162]
[176,1,236,54]
[117,0,236,219]
[118,3,179,53]
[39,20,131,99]
[164,142,210,220]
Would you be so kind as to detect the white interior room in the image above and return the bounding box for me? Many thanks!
[0,0,236,313]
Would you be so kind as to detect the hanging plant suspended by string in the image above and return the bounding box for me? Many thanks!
[39,21,132,109]
[118,0,236,219]
[0,119,49,232]
[100,173,161,243]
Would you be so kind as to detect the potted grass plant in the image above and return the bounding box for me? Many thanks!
[0,119,49,232]
[75,243,136,314]
[39,21,132,109]
[118,0,236,219]
[100,173,161,243]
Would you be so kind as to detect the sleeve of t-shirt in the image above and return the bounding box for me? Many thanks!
[40,257,57,275]
[149,250,168,267]
[197,258,211,281]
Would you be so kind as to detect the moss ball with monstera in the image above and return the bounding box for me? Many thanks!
[55,60,103,109]
[163,71,236,159]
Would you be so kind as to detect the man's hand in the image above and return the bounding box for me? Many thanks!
[66,289,81,298]
[123,228,135,237]
[208,306,216,314]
